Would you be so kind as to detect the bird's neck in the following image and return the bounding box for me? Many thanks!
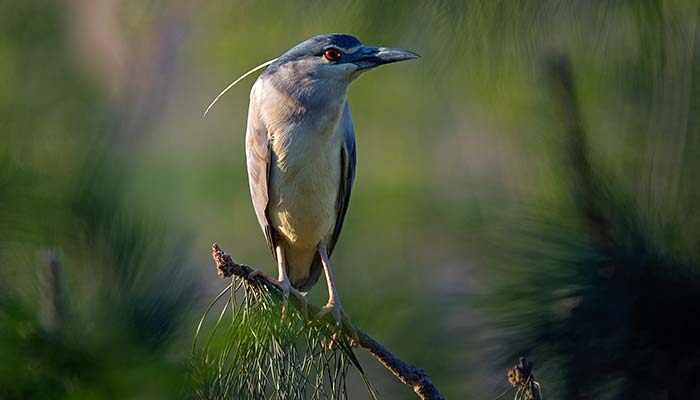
[259,76,348,139]
[267,65,350,112]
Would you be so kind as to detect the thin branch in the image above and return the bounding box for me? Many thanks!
[547,53,615,253]
[211,243,445,400]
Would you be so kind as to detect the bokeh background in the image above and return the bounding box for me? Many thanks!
[3,0,700,399]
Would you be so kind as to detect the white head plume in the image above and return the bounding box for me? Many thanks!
[203,58,278,117]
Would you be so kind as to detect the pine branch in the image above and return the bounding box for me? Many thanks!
[547,53,615,253]
[211,243,445,400]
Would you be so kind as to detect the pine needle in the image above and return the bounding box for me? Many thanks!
[191,278,376,400]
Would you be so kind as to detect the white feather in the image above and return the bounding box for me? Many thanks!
[203,58,278,117]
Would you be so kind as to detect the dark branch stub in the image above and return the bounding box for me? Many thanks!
[212,243,246,278]
[210,243,445,400]
[507,357,542,400]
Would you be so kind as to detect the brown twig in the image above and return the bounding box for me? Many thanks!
[211,243,445,400]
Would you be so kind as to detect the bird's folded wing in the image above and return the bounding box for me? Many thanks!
[329,102,357,256]
[245,83,275,256]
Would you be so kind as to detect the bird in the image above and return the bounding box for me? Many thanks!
[224,34,418,338]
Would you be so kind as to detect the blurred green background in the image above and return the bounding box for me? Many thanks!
[3,0,700,399]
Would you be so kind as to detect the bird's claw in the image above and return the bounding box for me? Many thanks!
[311,302,359,349]
[277,279,308,321]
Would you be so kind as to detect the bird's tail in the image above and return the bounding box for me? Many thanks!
[286,246,322,292]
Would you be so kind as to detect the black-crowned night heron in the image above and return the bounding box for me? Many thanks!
[210,33,418,338]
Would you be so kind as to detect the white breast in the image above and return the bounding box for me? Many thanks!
[260,79,346,250]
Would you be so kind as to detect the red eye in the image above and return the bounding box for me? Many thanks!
[324,48,341,61]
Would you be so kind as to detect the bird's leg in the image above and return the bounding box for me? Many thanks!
[314,240,358,348]
[248,245,307,320]
[274,245,308,320]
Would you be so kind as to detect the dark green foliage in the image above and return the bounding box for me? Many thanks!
[491,49,700,399]
[0,0,195,398]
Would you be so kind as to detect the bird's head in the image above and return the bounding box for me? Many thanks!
[203,34,419,116]
[264,34,420,84]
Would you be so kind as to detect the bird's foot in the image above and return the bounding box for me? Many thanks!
[247,269,275,283]
[247,270,308,320]
[276,279,308,321]
[312,301,359,349]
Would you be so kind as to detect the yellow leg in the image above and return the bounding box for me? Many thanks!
[249,245,307,319]
[314,240,358,348]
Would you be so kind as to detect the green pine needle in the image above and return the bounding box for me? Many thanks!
[190,278,378,400]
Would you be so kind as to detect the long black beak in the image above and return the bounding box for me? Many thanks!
[350,46,420,70]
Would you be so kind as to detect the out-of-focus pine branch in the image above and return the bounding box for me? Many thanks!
[540,52,700,399]
[547,54,615,254]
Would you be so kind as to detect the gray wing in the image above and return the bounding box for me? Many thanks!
[328,102,357,255]
[296,102,356,291]
[245,82,276,256]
